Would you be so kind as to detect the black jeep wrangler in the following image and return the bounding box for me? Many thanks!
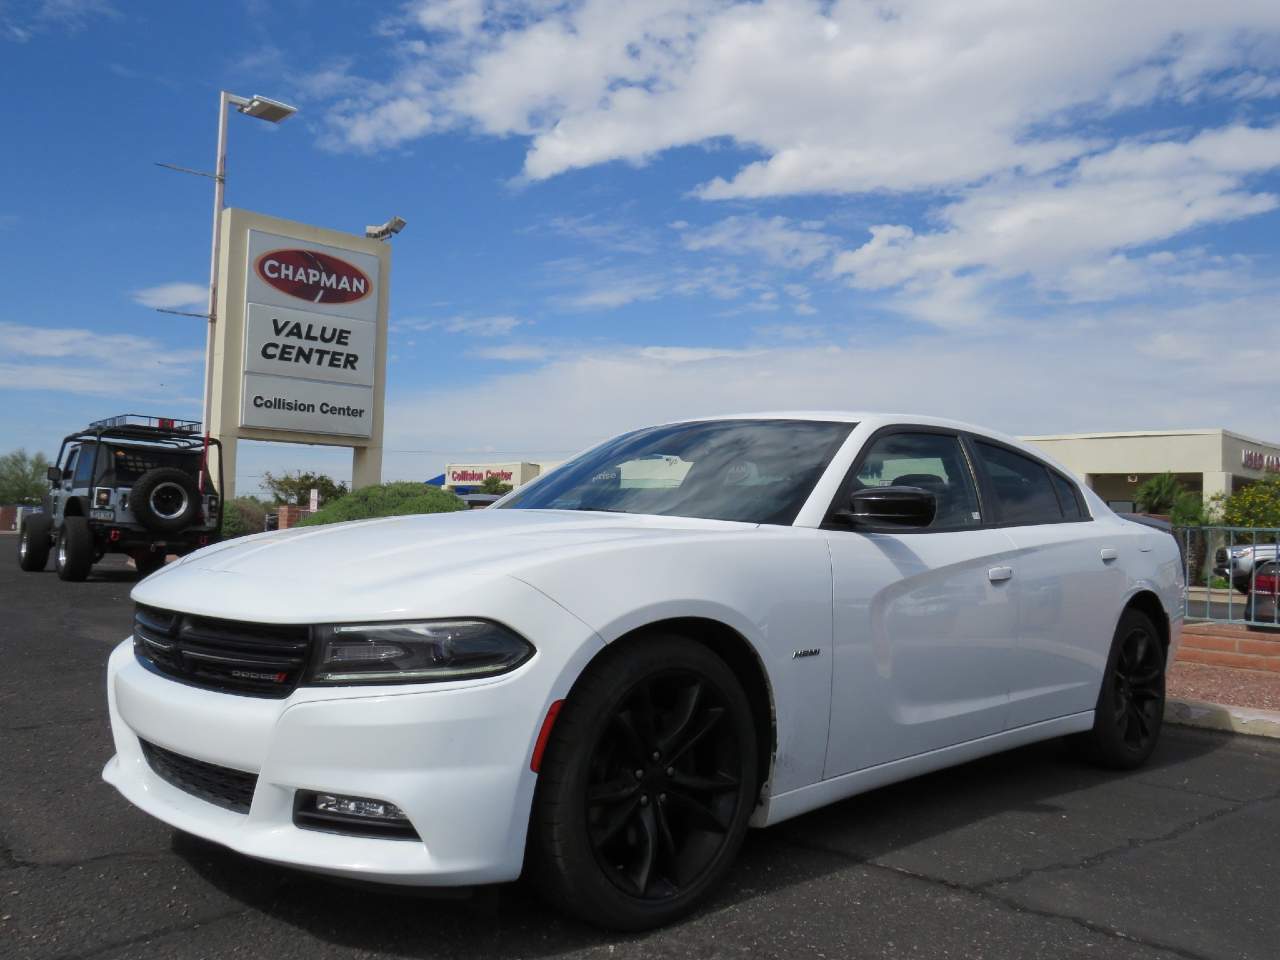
[16,415,222,581]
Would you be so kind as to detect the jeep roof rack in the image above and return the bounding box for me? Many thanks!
[87,415,201,434]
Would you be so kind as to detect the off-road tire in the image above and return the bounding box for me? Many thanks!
[130,468,200,533]
[527,636,758,931]
[55,517,94,582]
[1078,608,1165,770]
[17,515,52,571]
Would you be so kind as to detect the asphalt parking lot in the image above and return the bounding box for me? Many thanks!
[3,543,1279,960]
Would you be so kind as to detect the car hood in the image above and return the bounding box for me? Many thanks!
[132,509,754,622]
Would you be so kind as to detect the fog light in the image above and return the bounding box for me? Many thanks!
[315,793,406,821]
[293,790,419,840]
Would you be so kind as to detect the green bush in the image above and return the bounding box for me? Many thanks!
[221,496,268,539]
[296,482,466,527]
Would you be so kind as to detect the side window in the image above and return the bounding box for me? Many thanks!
[1050,472,1085,521]
[74,443,97,486]
[62,447,79,485]
[973,441,1063,525]
[852,432,982,530]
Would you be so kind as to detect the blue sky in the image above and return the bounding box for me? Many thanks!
[2,1,1279,493]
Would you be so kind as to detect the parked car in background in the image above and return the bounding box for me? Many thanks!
[1215,543,1280,594]
[1244,559,1280,625]
[104,413,1183,930]
[17,415,221,581]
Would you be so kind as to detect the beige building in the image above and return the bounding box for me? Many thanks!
[1022,429,1280,512]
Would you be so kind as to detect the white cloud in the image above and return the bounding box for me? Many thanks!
[680,216,835,270]
[399,314,525,336]
[0,321,202,398]
[383,291,1280,461]
[832,122,1280,319]
[132,282,208,311]
[324,1,1280,196]
[3,0,115,42]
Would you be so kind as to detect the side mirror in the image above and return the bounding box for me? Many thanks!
[846,485,936,528]
[46,466,61,483]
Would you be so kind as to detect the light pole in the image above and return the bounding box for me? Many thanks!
[198,91,296,491]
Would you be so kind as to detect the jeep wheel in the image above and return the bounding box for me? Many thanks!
[55,517,94,581]
[131,468,200,533]
[18,515,52,572]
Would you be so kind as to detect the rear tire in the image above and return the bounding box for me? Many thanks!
[527,636,758,931]
[17,515,52,571]
[55,517,94,582]
[1079,608,1165,770]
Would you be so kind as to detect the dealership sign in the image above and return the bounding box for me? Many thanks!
[1242,449,1280,473]
[256,249,371,305]
[239,229,381,438]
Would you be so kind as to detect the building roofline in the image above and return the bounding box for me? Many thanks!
[1023,427,1280,449]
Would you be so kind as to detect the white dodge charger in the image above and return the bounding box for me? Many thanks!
[103,413,1183,929]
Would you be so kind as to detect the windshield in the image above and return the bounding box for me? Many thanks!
[500,419,853,525]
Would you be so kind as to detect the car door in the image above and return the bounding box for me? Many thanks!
[822,428,1019,779]
[967,439,1126,727]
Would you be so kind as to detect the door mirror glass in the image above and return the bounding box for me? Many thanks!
[46,466,61,483]
[848,485,937,528]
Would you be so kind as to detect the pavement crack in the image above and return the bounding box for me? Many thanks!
[48,907,253,960]
[777,835,1219,960]
[2,716,100,733]
[974,784,1280,893]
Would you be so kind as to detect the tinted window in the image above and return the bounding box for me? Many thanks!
[62,448,79,483]
[1050,472,1085,521]
[501,419,853,525]
[105,446,199,483]
[974,441,1063,525]
[73,443,97,485]
[852,432,982,529]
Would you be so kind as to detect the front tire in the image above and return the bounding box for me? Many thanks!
[132,550,167,578]
[528,636,758,931]
[17,515,52,571]
[1079,608,1165,769]
[54,517,94,582]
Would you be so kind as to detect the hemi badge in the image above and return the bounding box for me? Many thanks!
[792,648,821,659]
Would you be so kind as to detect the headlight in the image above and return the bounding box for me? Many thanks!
[308,619,534,685]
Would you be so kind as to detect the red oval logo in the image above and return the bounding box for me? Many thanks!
[255,249,372,305]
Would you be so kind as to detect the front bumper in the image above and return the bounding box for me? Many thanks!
[103,590,602,886]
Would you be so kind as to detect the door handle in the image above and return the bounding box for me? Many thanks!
[988,566,1013,582]
[1100,547,1119,562]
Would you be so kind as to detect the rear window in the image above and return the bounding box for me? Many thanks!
[1050,472,1085,521]
[105,446,200,483]
[973,441,1063,525]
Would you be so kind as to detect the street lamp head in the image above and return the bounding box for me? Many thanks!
[238,95,297,123]
[365,216,407,241]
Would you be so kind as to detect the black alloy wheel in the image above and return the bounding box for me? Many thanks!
[529,636,758,930]
[1079,607,1165,769]
[587,670,743,900]
[1111,623,1164,751]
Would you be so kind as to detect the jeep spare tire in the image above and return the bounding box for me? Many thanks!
[131,468,200,533]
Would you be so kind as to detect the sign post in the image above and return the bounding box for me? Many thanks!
[208,208,390,501]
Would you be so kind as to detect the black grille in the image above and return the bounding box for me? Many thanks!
[140,740,258,813]
[134,605,311,698]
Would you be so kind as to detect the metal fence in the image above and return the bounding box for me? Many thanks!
[1179,525,1280,628]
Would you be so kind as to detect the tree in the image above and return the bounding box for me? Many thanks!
[1217,476,1280,529]
[260,470,348,507]
[0,448,50,505]
[1134,472,1183,514]
[479,474,513,495]
[296,482,466,526]
[220,496,269,539]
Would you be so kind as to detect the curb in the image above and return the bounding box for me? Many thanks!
[1165,697,1280,739]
